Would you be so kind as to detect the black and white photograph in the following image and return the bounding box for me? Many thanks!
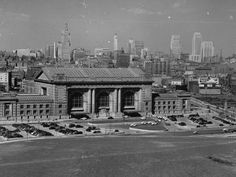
[0,0,236,176]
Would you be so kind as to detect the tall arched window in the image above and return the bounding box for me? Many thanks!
[72,93,83,108]
[98,92,109,108]
[124,92,134,106]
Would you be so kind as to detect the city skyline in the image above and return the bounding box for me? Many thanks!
[0,0,236,56]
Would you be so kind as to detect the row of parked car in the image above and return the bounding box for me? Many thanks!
[0,126,23,139]
[41,122,83,135]
[188,116,212,126]
[212,116,232,125]
[12,123,53,137]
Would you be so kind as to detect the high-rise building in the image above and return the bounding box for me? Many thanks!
[141,48,148,59]
[135,40,144,57]
[61,23,71,64]
[128,39,135,55]
[113,33,118,51]
[201,41,214,62]
[170,35,181,59]
[192,32,202,55]
[189,32,202,62]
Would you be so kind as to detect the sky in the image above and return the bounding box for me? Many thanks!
[1,0,236,56]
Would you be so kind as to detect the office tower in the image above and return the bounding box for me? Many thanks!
[201,41,214,62]
[53,42,57,59]
[128,39,135,55]
[170,35,181,59]
[141,48,148,59]
[61,23,71,63]
[134,40,144,57]
[113,33,118,51]
[116,52,130,68]
[189,32,202,62]
[192,32,202,55]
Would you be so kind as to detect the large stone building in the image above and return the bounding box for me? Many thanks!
[152,92,191,115]
[23,67,153,118]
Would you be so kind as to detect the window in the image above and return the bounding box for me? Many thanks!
[5,104,10,109]
[173,101,176,104]
[5,111,10,115]
[163,101,166,105]
[46,110,50,114]
[58,104,62,108]
[98,92,109,107]
[27,105,30,109]
[168,101,171,104]
[72,93,83,108]
[33,110,37,115]
[20,105,24,109]
[41,87,47,95]
[33,105,37,109]
[40,104,43,108]
[20,111,24,115]
[27,110,31,115]
[40,110,44,114]
[124,92,134,107]
[46,104,49,108]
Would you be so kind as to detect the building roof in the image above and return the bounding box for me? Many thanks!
[36,67,152,83]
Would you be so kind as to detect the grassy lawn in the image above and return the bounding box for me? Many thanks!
[0,135,236,177]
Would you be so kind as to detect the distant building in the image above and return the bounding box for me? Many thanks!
[14,49,37,58]
[113,33,118,51]
[201,41,214,63]
[152,92,191,115]
[128,39,135,55]
[116,52,130,68]
[0,71,10,91]
[45,45,55,58]
[141,48,148,59]
[94,48,112,57]
[170,35,181,59]
[198,76,221,95]
[144,58,170,76]
[189,32,202,63]
[60,23,71,64]
[135,40,144,57]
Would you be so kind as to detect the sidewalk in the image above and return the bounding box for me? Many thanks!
[0,115,74,125]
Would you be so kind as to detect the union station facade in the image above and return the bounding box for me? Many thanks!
[22,67,153,118]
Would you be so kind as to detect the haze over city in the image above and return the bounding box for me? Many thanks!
[1,0,236,56]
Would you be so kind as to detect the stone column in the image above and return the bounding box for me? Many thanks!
[87,89,91,113]
[118,88,121,112]
[114,89,117,113]
[109,92,113,113]
[139,89,142,111]
[92,89,95,113]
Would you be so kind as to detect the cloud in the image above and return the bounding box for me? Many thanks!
[121,7,163,16]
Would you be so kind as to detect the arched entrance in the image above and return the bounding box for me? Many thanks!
[96,91,110,117]
[122,91,135,112]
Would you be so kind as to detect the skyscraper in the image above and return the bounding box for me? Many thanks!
[134,40,144,57]
[61,23,71,64]
[192,32,202,55]
[128,39,135,55]
[201,41,214,62]
[189,32,202,62]
[170,35,181,59]
[113,33,118,51]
